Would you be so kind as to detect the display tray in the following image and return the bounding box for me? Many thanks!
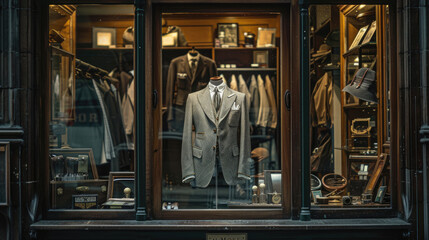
[227,202,281,208]
[311,203,390,208]
[51,179,108,209]
[102,199,134,209]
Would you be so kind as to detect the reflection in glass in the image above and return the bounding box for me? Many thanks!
[161,12,281,210]
[49,4,135,210]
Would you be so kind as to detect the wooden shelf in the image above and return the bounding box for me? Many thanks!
[77,47,133,51]
[343,42,377,57]
[343,103,377,110]
[349,155,378,161]
[162,47,213,50]
[162,47,278,51]
[51,46,74,57]
[218,68,277,71]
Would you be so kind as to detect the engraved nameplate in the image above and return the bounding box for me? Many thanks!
[207,233,247,240]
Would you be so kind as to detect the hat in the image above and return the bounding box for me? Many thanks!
[312,43,331,58]
[342,68,378,103]
[251,147,269,162]
[122,26,134,44]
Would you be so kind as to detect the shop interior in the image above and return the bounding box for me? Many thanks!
[309,5,391,207]
[46,4,392,211]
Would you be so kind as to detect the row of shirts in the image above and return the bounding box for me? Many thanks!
[220,73,278,129]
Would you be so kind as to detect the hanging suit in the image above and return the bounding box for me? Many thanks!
[165,54,217,132]
[230,74,238,91]
[265,75,278,129]
[256,74,271,128]
[238,74,251,111]
[247,75,260,129]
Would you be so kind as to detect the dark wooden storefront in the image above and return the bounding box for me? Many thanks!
[0,0,428,239]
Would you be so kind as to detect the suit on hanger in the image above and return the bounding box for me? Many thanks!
[256,74,271,128]
[247,75,260,128]
[265,75,278,129]
[238,74,251,111]
[230,74,238,91]
[181,85,251,188]
[165,54,217,132]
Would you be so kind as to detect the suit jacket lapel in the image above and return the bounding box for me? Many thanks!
[197,87,216,125]
[192,57,205,84]
[219,87,237,123]
[183,55,192,82]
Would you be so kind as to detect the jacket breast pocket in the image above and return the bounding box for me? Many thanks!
[228,110,241,127]
[192,146,203,159]
[176,75,188,89]
[232,145,239,157]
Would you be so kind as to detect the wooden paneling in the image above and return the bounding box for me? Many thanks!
[76,15,134,47]
[162,14,280,47]
[179,26,214,45]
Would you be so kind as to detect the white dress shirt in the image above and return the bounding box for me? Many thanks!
[208,81,226,102]
[187,53,200,68]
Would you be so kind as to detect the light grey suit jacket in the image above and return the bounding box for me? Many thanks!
[181,85,252,188]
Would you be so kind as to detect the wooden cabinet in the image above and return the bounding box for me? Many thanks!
[339,5,390,200]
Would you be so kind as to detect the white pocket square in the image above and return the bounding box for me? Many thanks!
[231,102,240,110]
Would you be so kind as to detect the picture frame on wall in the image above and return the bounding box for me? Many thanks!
[349,25,369,50]
[92,27,117,48]
[218,23,239,47]
[0,142,10,206]
[253,50,269,68]
[361,21,377,45]
[257,28,276,48]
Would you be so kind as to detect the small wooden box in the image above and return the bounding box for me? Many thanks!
[51,179,108,209]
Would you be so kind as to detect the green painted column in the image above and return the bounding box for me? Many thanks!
[135,0,147,221]
[299,1,311,221]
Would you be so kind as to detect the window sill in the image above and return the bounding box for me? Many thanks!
[31,218,410,231]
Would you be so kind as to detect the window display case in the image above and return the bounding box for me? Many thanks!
[309,5,391,208]
[48,4,135,211]
[156,11,284,214]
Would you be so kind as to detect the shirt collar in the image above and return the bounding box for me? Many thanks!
[187,53,200,62]
[208,81,226,93]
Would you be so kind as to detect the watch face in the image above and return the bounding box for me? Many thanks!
[272,193,281,204]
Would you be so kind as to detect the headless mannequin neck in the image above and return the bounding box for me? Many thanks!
[210,79,223,86]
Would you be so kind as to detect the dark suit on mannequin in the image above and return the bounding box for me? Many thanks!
[165,53,217,132]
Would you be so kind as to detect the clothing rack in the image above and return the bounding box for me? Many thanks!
[76,59,119,84]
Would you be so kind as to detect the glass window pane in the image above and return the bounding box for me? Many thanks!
[160,12,282,210]
[48,4,135,210]
[309,5,391,208]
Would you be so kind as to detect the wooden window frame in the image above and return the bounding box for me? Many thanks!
[150,3,292,220]
[43,0,135,220]
[301,0,399,219]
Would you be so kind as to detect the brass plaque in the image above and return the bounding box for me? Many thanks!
[207,233,247,240]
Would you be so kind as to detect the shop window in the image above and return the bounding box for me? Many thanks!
[308,5,392,208]
[48,4,135,210]
[157,11,284,211]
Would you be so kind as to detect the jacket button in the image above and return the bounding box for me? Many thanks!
[216,117,219,120]
[213,129,217,133]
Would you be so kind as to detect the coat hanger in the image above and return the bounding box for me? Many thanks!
[188,46,199,57]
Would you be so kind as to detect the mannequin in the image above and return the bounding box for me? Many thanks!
[209,76,223,86]
[188,46,199,57]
